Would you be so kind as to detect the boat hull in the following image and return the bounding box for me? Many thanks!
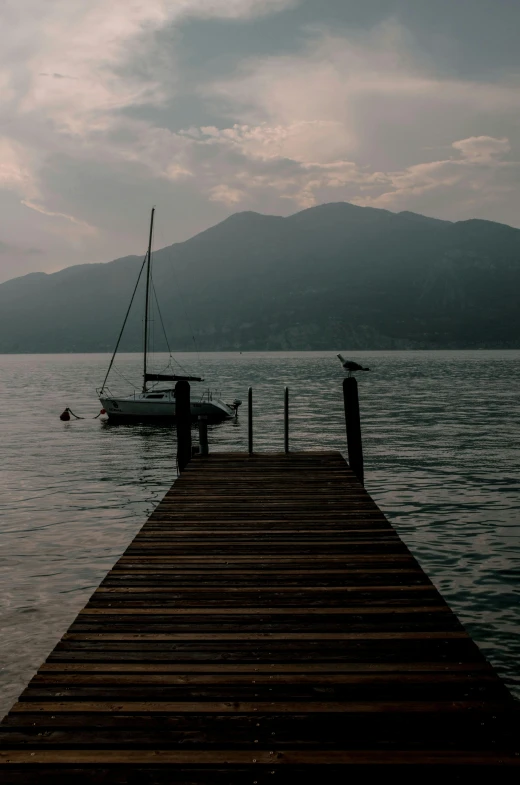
[100,394,234,421]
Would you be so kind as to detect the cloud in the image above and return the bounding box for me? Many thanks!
[452,136,511,162]
[0,137,38,198]
[0,239,42,255]
[0,135,96,240]
[197,121,353,163]
[6,1,297,133]
[21,200,97,236]
[1,5,520,283]
[175,120,517,212]
[39,72,78,80]
[184,24,520,215]
[207,26,520,167]
[351,136,519,216]
[209,184,245,205]
[184,0,298,20]
[0,0,295,226]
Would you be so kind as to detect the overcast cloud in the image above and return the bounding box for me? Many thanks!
[0,0,519,282]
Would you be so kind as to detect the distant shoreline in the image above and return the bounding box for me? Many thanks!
[2,347,520,356]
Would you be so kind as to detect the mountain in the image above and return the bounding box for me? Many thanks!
[1,202,520,352]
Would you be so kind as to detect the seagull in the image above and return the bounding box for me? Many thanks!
[337,354,370,376]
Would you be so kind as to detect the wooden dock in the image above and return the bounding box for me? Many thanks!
[1,451,519,782]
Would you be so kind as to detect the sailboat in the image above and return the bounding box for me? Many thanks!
[98,208,238,421]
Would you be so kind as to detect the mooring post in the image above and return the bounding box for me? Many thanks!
[248,386,253,454]
[284,386,289,454]
[175,379,191,473]
[198,415,209,456]
[342,376,364,485]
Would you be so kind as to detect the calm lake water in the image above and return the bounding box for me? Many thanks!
[1,350,519,715]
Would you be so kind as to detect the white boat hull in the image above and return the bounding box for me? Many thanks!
[100,390,234,420]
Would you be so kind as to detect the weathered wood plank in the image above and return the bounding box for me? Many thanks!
[2,748,520,765]
[78,606,448,616]
[37,662,493,673]
[9,700,513,715]
[29,672,496,685]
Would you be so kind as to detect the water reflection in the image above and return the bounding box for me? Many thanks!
[0,350,519,715]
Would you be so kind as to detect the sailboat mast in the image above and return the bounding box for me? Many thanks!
[143,207,155,393]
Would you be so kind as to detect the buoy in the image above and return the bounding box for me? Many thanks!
[60,408,71,421]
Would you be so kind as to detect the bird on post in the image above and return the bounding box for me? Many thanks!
[337,354,370,376]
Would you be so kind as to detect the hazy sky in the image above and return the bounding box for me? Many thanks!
[1,0,519,283]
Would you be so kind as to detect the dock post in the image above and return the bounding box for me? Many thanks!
[175,380,191,473]
[248,386,253,454]
[342,376,364,485]
[284,386,289,453]
[198,415,209,456]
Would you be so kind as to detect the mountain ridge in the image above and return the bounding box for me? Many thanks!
[1,202,519,352]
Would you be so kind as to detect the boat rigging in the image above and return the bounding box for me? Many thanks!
[98,208,239,421]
